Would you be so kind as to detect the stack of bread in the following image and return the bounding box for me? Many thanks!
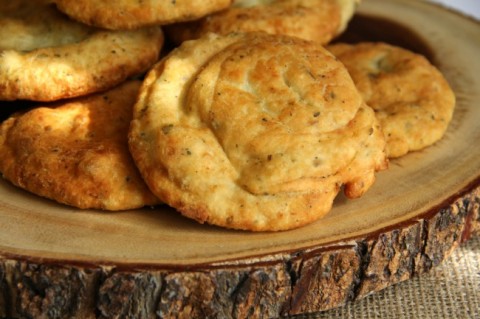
[0,0,455,231]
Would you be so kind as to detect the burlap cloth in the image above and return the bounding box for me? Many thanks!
[297,235,480,319]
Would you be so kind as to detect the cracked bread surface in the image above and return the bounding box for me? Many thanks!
[129,33,387,231]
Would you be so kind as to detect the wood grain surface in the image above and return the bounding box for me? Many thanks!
[0,0,479,318]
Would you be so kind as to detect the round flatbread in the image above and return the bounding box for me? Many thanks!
[328,42,456,158]
[0,81,160,210]
[166,0,359,44]
[129,33,387,231]
[53,0,234,30]
[0,0,164,101]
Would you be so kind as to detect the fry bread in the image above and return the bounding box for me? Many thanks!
[0,81,160,210]
[166,0,359,44]
[53,0,234,30]
[129,33,387,231]
[0,0,164,101]
[328,42,456,158]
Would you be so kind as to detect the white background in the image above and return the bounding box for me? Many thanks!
[425,0,480,20]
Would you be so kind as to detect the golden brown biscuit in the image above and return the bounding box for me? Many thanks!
[0,81,160,210]
[327,42,456,158]
[0,0,164,101]
[129,33,387,231]
[166,0,359,45]
[53,0,234,30]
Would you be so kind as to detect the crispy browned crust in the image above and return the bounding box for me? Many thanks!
[328,42,456,158]
[0,81,160,210]
[166,0,359,45]
[53,0,234,30]
[129,33,387,231]
[0,0,164,101]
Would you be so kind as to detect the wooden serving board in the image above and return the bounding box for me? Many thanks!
[1,0,479,318]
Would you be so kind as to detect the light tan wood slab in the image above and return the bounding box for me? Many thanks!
[0,0,479,318]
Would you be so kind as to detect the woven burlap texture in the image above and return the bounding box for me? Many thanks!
[294,236,479,319]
